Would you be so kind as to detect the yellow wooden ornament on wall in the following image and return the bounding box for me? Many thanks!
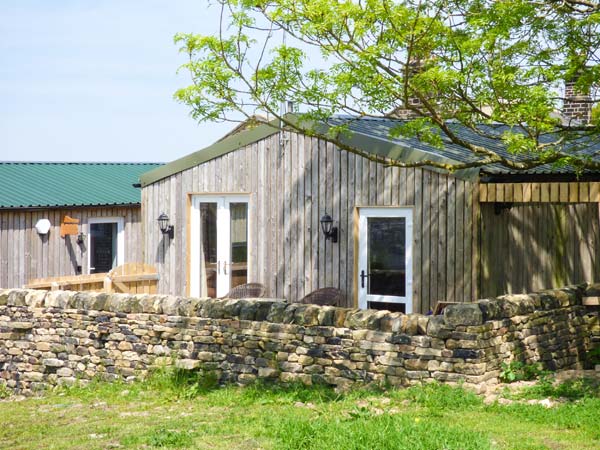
[60,215,80,237]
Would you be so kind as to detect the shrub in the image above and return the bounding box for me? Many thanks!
[499,361,548,383]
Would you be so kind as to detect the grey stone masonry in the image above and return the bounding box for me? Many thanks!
[0,284,596,395]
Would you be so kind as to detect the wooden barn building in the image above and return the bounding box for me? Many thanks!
[139,117,600,314]
[0,162,160,288]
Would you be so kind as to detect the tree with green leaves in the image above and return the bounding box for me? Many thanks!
[175,0,600,172]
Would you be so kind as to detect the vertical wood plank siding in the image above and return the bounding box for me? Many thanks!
[480,202,600,297]
[144,133,479,313]
[0,206,142,288]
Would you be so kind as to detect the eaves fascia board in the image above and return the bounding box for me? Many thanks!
[139,120,281,187]
[0,202,141,211]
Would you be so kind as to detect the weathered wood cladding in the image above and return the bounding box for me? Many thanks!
[143,133,479,313]
[480,202,600,297]
[480,182,600,203]
[0,206,142,289]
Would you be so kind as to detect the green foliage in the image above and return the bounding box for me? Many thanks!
[146,428,194,448]
[120,427,195,448]
[236,379,343,405]
[268,411,489,450]
[175,0,600,172]
[1,377,600,449]
[592,103,600,125]
[588,346,600,365]
[392,382,483,410]
[0,383,9,399]
[499,361,548,383]
[520,377,600,401]
[147,366,220,398]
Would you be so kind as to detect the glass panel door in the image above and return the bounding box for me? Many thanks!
[229,202,248,290]
[191,195,250,298]
[199,202,218,298]
[88,217,124,274]
[358,208,412,312]
[90,222,117,273]
[368,217,406,297]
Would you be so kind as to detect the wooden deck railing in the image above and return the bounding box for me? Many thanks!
[25,263,159,294]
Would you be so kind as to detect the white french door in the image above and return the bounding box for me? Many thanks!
[358,207,413,312]
[190,195,249,298]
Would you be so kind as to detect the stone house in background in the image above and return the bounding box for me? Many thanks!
[0,162,160,288]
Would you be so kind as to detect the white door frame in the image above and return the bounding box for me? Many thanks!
[87,216,124,274]
[190,194,250,298]
[357,207,413,312]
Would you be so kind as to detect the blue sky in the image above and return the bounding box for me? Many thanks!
[0,0,235,162]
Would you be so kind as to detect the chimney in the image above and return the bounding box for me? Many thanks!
[563,74,592,125]
[390,58,428,119]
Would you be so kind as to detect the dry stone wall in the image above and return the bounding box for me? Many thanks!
[0,285,596,395]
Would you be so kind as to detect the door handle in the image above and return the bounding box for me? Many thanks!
[217,260,220,274]
[223,262,228,275]
[360,270,370,288]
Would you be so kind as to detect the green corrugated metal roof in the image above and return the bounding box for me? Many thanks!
[0,162,162,209]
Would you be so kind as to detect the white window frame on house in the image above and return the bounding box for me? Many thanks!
[87,216,124,274]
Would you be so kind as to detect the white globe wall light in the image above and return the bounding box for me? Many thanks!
[35,219,51,235]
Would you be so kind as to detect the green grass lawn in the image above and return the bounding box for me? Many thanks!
[0,371,598,450]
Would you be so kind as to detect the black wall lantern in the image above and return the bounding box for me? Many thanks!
[320,213,338,243]
[157,212,174,239]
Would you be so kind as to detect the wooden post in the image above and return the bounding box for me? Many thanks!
[103,276,113,293]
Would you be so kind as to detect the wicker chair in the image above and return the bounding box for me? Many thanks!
[299,287,345,307]
[222,282,266,299]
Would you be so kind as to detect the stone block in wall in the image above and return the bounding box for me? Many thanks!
[585,283,600,297]
[24,290,47,307]
[444,304,483,326]
[417,316,429,335]
[426,316,451,339]
[175,359,201,370]
[103,293,133,313]
[292,305,320,326]
[266,301,287,323]
[403,315,419,334]
[281,304,300,324]
[240,299,266,320]
[0,289,9,306]
[494,294,536,318]
[379,312,403,332]
[175,296,203,316]
[7,322,33,331]
[317,306,336,326]
[344,309,379,329]
[158,295,184,316]
[7,290,30,307]
[44,290,72,308]
[333,308,350,328]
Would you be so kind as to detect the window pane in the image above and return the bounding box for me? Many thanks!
[367,217,406,297]
[200,203,218,297]
[90,222,117,273]
[230,202,248,289]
